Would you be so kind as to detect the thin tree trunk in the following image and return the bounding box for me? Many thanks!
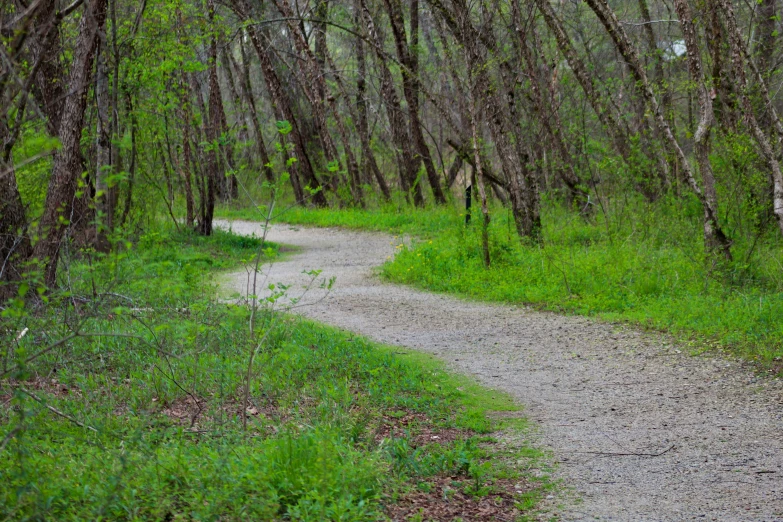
[234,37,275,184]
[353,5,391,199]
[511,0,588,212]
[231,0,326,206]
[314,0,328,100]
[532,0,631,160]
[219,45,245,199]
[755,0,777,82]
[272,0,354,202]
[108,0,120,230]
[637,0,666,109]
[673,0,725,255]
[361,0,423,205]
[29,0,66,137]
[178,74,196,228]
[384,0,446,204]
[214,50,234,202]
[433,0,537,238]
[637,0,673,189]
[467,83,490,268]
[95,38,112,251]
[118,92,136,229]
[583,0,732,258]
[200,0,219,236]
[705,3,738,131]
[716,0,783,237]
[0,122,31,301]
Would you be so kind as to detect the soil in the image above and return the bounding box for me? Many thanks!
[387,475,524,522]
[218,220,783,521]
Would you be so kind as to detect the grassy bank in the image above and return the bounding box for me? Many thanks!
[244,200,783,370]
[0,227,549,520]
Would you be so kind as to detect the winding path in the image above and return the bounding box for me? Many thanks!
[219,220,783,521]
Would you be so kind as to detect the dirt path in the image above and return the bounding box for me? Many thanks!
[218,220,783,521]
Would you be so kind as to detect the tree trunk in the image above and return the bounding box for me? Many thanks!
[108,0,121,233]
[353,5,391,199]
[231,0,327,206]
[755,0,777,82]
[314,0,328,101]
[33,0,109,286]
[95,38,112,251]
[213,48,234,202]
[433,0,537,238]
[532,0,632,160]
[361,0,423,205]
[200,0,219,236]
[511,0,588,212]
[705,3,738,131]
[467,85,490,268]
[637,0,673,189]
[118,92,136,229]
[234,37,275,184]
[673,0,727,257]
[220,44,246,199]
[178,74,196,228]
[384,0,446,204]
[272,0,352,202]
[29,0,66,137]
[716,0,783,237]
[0,122,31,302]
[584,0,732,258]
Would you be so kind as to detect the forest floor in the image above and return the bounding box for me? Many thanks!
[219,219,783,522]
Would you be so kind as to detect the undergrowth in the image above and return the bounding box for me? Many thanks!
[251,197,783,370]
[0,227,550,520]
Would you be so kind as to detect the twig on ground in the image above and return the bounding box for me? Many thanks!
[18,387,99,433]
[569,444,675,457]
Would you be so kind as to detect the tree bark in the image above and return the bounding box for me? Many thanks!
[716,0,783,237]
[200,0,219,236]
[178,74,196,228]
[272,0,357,202]
[118,92,136,229]
[755,0,777,82]
[231,0,327,206]
[361,0,423,205]
[314,0,328,101]
[95,38,112,251]
[431,0,538,238]
[532,0,631,160]
[511,0,588,212]
[584,0,732,258]
[220,44,247,199]
[353,4,392,199]
[234,37,275,184]
[0,122,31,301]
[673,0,727,256]
[29,0,66,137]
[467,82,490,267]
[705,3,738,131]
[384,0,446,204]
[33,0,109,286]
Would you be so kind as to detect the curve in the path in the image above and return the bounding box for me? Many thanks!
[218,220,783,522]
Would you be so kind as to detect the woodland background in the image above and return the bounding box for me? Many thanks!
[1,0,783,518]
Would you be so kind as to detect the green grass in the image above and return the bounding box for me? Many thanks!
[217,201,462,238]
[0,227,550,520]
[251,198,783,370]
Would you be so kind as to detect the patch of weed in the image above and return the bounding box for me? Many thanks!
[0,226,549,520]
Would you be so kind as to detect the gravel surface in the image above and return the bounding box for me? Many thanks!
[218,220,783,521]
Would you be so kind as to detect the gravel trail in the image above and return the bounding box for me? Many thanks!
[218,220,783,521]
